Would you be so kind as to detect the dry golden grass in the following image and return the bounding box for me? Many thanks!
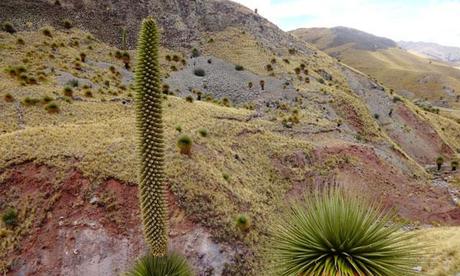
[415,227,460,275]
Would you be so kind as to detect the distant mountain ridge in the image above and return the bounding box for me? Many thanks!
[399,41,460,64]
[291,26,397,52]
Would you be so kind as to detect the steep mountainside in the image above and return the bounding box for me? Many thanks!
[292,27,460,105]
[399,41,460,65]
[1,1,460,275]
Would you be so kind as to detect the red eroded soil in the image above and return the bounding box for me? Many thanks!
[0,163,195,276]
[388,104,455,165]
[286,143,460,225]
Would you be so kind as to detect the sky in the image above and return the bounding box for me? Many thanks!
[232,0,460,47]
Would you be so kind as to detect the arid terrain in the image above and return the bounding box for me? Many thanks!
[1,0,460,275]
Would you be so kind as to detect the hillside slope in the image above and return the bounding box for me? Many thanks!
[291,27,460,105]
[1,2,460,275]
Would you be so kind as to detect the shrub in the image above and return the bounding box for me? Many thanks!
[235,214,250,232]
[222,97,231,107]
[42,95,54,103]
[260,80,265,90]
[318,78,325,84]
[185,95,194,103]
[42,28,52,37]
[193,68,205,77]
[452,160,459,171]
[165,55,171,61]
[271,58,277,64]
[22,96,40,106]
[436,156,444,171]
[4,93,14,102]
[374,113,380,119]
[265,64,273,72]
[63,20,72,29]
[207,58,212,64]
[175,125,182,133]
[393,96,402,103]
[294,67,301,74]
[63,86,73,97]
[115,50,123,59]
[198,128,208,137]
[84,90,93,97]
[270,190,420,275]
[288,48,296,54]
[2,208,18,227]
[283,58,290,64]
[127,252,192,276]
[80,52,87,62]
[177,135,192,155]
[66,80,79,88]
[172,55,180,62]
[235,65,244,71]
[2,22,16,34]
[191,48,200,58]
[248,82,253,89]
[170,65,178,71]
[45,102,60,113]
[222,173,230,181]
[161,84,170,94]
[16,37,25,45]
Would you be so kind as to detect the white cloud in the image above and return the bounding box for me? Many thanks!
[232,0,460,47]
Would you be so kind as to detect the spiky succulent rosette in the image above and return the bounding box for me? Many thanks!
[134,17,167,256]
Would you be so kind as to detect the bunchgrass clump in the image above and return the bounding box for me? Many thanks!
[198,128,208,137]
[42,28,52,37]
[22,97,40,106]
[63,19,72,29]
[436,156,444,171]
[177,135,192,155]
[4,93,14,102]
[235,65,244,71]
[63,86,73,97]
[270,190,421,276]
[127,252,192,276]
[2,208,18,227]
[45,102,60,113]
[2,22,16,34]
[235,214,250,232]
[193,68,205,77]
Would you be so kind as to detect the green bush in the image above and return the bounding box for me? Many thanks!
[193,68,205,77]
[45,102,60,113]
[175,125,182,133]
[270,190,420,275]
[198,128,208,137]
[22,97,40,106]
[235,214,250,232]
[185,96,194,103]
[42,95,54,103]
[191,48,200,58]
[452,160,459,171]
[63,20,72,29]
[2,208,18,227]
[235,65,244,71]
[4,93,14,102]
[177,135,192,155]
[2,22,16,34]
[127,252,192,276]
[42,28,52,37]
[63,86,73,97]
[66,79,79,88]
[436,156,444,171]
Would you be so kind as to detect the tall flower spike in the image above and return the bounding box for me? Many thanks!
[135,17,168,256]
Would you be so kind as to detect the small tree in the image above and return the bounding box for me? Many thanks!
[260,80,265,90]
[436,156,444,171]
[451,160,458,171]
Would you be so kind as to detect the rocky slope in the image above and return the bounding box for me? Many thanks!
[1,1,460,275]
